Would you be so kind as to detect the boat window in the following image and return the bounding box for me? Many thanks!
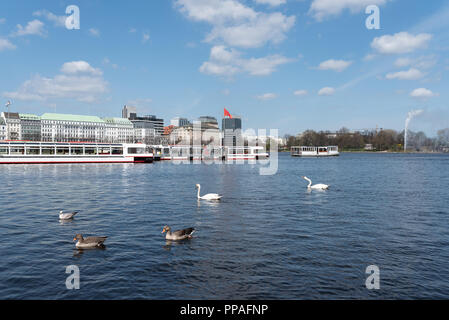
[0,147,8,155]
[71,147,83,155]
[42,147,55,155]
[26,148,40,155]
[111,147,123,155]
[128,147,145,154]
[57,147,70,155]
[85,147,97,155]
[98,147,111,155]
[10,147,25,155]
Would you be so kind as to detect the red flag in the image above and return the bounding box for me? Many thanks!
[224,108,232,119]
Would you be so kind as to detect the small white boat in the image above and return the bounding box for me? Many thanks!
[291,146,339,157]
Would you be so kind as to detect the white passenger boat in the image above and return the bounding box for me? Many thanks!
[291,146,339,157]
[0,141,154,164]
[225,146,269,161]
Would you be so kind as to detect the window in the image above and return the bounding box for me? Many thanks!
[42,147,55,155]
[10,147,25,155]
[56,147,70,155]
[85,147,97,155]
[0,147,8,155]
[71,147,83,155]
[26,148,40,155]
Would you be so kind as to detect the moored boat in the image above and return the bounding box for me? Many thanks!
[291,146,339,157]
[0,141,154,164]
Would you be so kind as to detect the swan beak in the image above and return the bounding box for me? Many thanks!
[73,237,76,241]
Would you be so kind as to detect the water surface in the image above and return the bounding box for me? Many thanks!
[0,153,448,299]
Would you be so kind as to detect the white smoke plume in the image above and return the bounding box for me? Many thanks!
[404,109,424,151]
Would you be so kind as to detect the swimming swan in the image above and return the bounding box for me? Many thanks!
[302,176,329,190]
[196,184,222,200]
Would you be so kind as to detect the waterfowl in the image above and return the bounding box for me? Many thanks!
[59,210,78,220]
[196,184,222,200]
[73,234,107,248]
[302,176,329,190]
[161,226,195,241]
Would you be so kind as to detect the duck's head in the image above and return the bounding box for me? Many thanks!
[162,226,171,234]
[73,234,83,241]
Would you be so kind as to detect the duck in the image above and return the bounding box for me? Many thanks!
[59,210,78,220]
[196,184,222,200]
[161,226,195,241]
[302,176,329,190]
[73,234,107,248]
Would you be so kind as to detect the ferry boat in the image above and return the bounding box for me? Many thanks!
[291,146,339,157]
[0,141,154,164]
[225,146,269,161]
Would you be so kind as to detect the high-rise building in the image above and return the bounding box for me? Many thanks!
[122,105,137,119]
[129,114,164,136]
[222,116,242,147]
[170,117,190,127]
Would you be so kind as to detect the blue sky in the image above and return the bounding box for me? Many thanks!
[1,0,448,136]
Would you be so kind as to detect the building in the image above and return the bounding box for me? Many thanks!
[1,112,21,140]
[170,124,193,145]
[104,117,134,143]
[196,116,221,146]
[20,114,41,141]
[0,117,6,141]
[170,117,190,127]
[129,114,164,136]
[222,116,242,147]
[122,105,137,119]
[41,113,106,142]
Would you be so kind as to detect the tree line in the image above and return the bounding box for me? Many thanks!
[282,127,449,152]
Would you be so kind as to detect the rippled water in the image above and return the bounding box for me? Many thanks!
[0,153,448,299]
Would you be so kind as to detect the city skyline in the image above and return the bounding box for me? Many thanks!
[1,0,449,137]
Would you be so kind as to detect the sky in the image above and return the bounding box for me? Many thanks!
[1,0,448,137]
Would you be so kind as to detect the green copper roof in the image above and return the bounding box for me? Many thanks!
[19,114,41,121]
[103,117,133,125]
[41,113,105,123]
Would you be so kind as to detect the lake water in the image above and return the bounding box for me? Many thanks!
[0,152,448,299]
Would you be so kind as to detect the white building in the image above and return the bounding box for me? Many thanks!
[104,117,134,143]
[41,113,106,142]
[0,117,6,141]
[1,112,21,140]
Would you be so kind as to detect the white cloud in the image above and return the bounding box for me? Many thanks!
[318,59,352,72]
[318,87,335,96]
[199,45,293,77]
[410,88,437,99]
[309,0,388,21]
[293,90,308,96]
[12,19,46,37]
[0,38,16,51]
[142,33,150,43]
[254,0,286,6]
[89,28,100,37]
[385,68,424,80]
[61,61,103,76]
[394,57,413,68]
[33,10,66,27]
[256,93,277,100]
[175,0,295,48]
[4,61,107,103]
[0,18,6,24]
[371,32,432,54]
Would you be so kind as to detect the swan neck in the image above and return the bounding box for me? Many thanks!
[197,186,201,198]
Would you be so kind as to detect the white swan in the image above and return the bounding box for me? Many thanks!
[302,176,329,190]
[196,184,222,200]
